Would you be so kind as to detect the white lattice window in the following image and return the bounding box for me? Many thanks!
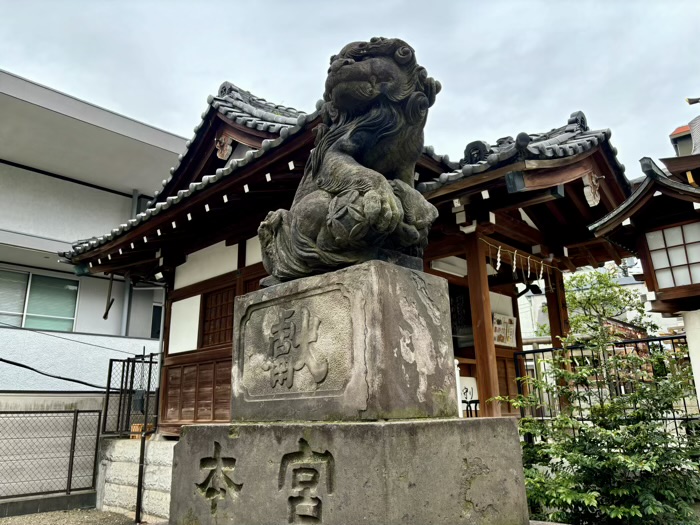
[646,222,700,289]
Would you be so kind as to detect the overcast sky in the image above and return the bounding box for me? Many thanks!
[2,0,699,179]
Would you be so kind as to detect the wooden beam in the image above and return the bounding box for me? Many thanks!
[602,240,622,265]
[592,191,654,237]
[488,212,547,247]
[581,245,599,267]
[423,267,468,287]
[545,270,569,348]
[425,161,527,203]
[544,200,569,226]
[478,232,552,272]
[215,112,280,144]
[470,185,565,215]
[424,149,599,204]
[597,177,617,210]
[464,233,501,417]
[424,234,469,261]
[506,158,595,193]
[565,181,594,222]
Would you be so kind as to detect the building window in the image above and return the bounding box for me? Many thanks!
[0,269,78,332]
[151,304,163,340]
[200,287,235,348]
[646,222,700,289]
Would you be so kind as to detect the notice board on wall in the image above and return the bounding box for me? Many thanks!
[492,312,517,348]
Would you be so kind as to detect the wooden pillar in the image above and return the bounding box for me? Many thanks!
[464,233,501,417]
[545,270,569,348]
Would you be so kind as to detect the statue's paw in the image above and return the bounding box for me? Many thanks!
[389,179,438,230]
[394,223,421,247]
[258,209,285,243]
[363,185,403,234]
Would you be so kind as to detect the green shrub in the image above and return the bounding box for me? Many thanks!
[500,269,700,524]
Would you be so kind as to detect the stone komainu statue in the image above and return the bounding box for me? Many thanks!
[259,37,441,281]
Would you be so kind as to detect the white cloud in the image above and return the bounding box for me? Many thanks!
[1,0,699,174]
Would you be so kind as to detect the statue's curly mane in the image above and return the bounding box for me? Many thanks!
[307,38,440,184]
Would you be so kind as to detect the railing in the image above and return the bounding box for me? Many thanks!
[513,335,700,438]
[0,410,101,499]
[103,354,159,437]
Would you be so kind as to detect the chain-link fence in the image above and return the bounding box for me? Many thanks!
[0,410,101,499]
[103,354,158,436]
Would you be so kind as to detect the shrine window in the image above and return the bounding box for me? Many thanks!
[646,222,700,288]
[199,286,235,348]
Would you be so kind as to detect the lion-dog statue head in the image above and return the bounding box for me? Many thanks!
[259,37,441,281]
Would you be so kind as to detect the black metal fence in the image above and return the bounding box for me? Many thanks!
[514,335,700,438]
[0,410,101,499]
[103,353,159,436]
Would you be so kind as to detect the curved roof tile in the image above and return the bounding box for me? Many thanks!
[418,111,626,194]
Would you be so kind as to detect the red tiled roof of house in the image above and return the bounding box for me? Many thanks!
[670,124,690,137]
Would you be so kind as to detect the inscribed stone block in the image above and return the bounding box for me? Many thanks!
[231,260,458,421]
[170,418,529,525]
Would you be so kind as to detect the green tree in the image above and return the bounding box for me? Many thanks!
[501,269,700,524]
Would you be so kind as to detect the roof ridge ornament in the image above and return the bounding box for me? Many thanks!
[567,110,589,132]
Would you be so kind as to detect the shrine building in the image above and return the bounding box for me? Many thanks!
[61,82,634,434]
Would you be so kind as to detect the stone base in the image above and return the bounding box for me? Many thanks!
[232,260,458,421]
[169,418,529,525]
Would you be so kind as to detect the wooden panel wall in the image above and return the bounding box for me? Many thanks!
[159,263,265,435]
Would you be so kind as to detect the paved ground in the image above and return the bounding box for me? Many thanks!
[0,510,133,525]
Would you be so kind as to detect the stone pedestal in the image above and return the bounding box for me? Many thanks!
[232,261,458,421]
[169,262,531,524]
[170,419,529,525]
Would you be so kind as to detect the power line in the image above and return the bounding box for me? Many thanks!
[0,357,105,390]
[0,320,141,356]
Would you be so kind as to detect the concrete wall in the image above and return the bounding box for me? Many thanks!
[167,241,240,354]
[490,291,513,317]
[173,241,238,290]
[683,310,700,402]
[74,275,125,336]
[0,163,132,247]
[129,289,156,340]
[674,134,694,157]
[245,236,262,266]
[168,296,200,354]
[0,326,159,391]
[97,438,174,522]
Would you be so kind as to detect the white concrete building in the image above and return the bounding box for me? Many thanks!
[0,70,186,400]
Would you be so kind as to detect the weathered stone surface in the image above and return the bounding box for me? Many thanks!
[232,260,458,421]
[170,418,529,525]
[259,37,441,281]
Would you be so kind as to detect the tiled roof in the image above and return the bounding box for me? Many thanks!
[422,145,459,171]
[417,111,626,193]
[150,82,307,206]
[58,81,465,261]
[589,157,700,237]
[62,104,319,259]
[671,124,691,137]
